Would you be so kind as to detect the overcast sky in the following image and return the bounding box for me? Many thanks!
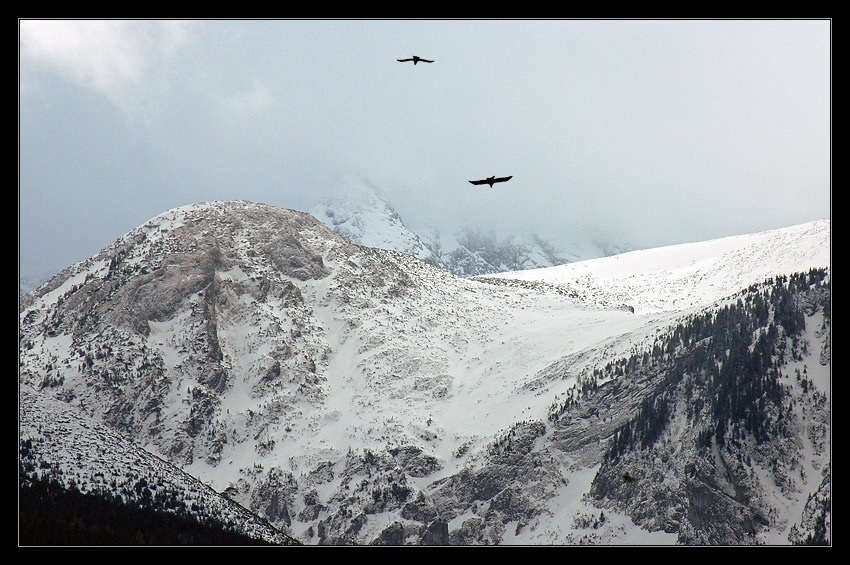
[19,19,831,286]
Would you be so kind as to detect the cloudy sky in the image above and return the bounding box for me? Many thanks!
[19,19,831,286]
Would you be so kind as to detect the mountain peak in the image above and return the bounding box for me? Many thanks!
[309,177,435,263]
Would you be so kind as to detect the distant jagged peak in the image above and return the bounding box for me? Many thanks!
[309,176,435,263]
[310,176,401,229]
[306,176,597,275]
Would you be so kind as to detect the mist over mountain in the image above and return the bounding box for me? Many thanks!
[308,177,623,277]
[18,201,830,545]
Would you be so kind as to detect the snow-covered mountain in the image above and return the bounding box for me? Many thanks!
[308,178,438,266]
[18,201,830,545]
[308,178,612,277]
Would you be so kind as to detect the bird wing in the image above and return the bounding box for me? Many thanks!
[397,58,413,62]
[419,58,434,63]
[469,179,489,185]
[493,176,513,183]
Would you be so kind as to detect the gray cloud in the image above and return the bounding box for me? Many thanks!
[19,19,831,285]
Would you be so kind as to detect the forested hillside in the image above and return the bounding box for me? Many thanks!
[574,268,830,544]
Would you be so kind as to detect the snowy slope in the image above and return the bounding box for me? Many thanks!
[482,219,831,315]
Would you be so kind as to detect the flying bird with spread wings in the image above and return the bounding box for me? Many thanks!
[469,175,512,187]
[397,56,434,65]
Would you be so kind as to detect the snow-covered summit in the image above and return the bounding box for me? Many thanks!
[309,177,436,264]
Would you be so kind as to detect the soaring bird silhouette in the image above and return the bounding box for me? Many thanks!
[469,175,512,187]
[397,56,434,65]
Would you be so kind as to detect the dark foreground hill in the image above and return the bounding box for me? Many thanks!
[20,475,287,546]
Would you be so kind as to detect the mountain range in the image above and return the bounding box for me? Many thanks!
[18,199,830,545]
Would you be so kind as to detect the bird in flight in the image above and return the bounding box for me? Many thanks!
[397,56,434,65]
[469,175,512,187]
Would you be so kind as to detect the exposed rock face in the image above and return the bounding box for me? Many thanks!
[19,202,345,467]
